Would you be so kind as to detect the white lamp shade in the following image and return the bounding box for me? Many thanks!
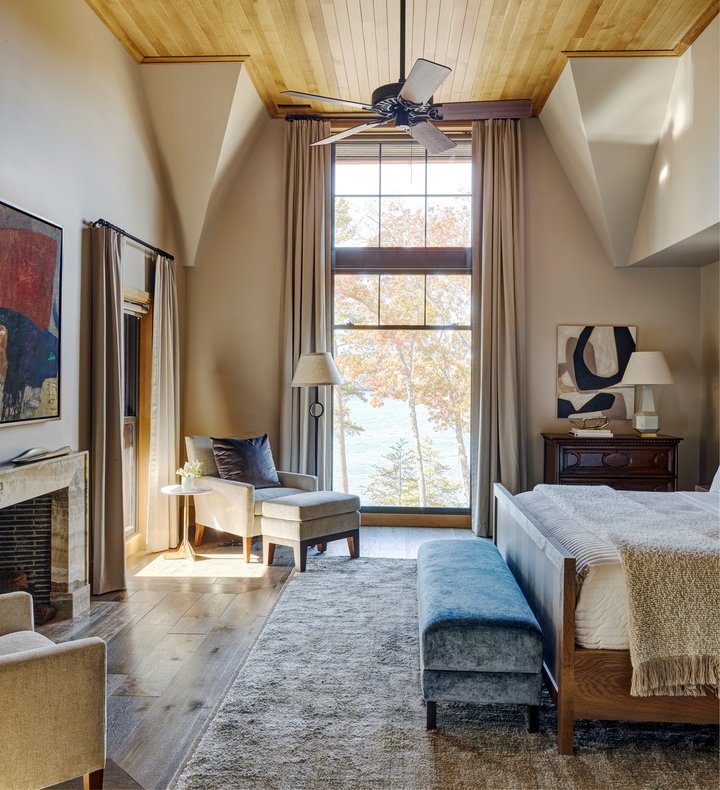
[291,352,342,387]
[621,351,673,385]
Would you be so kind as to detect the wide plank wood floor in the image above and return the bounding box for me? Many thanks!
[43,526,473,790]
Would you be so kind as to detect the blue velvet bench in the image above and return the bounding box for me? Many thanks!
[417,539,543,732]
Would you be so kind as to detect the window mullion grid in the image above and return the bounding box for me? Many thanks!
[377,274,381,325]
[378,142,383,248]
[424,149,428,247]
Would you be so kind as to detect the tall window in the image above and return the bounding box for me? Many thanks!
[332,139,472,510]
[123,312,140,538]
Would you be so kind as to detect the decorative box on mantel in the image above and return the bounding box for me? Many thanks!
[542,433,682,492]
[0,451,90,618]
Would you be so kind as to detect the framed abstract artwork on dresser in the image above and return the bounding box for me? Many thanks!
[0,200,62,425]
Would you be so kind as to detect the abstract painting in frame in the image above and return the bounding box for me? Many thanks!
[557,325,636,419]
[0,200,62,425]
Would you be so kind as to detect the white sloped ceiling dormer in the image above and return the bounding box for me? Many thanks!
[540,17,719,269]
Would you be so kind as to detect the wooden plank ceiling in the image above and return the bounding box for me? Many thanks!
[85,0,717,118]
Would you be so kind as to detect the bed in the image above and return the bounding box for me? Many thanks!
[493,483,720,754]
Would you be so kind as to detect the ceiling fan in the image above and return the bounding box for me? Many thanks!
[281,0,532,154]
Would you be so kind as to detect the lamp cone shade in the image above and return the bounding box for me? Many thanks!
[291,352,342,387]
[621,351,673,385]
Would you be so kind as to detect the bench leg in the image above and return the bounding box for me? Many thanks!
[193,524,205,547]
[426,700,437,730]
[263,539,276,566]
[293,542,307,572]
[347,531,360,558]
[528,705,539,733]
[83,769,104,790]
[244,537,253,563]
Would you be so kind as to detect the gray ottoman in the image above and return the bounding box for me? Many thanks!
[261,491,360,572]
[417,539,543,731]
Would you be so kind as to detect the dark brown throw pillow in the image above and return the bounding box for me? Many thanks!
[211,435,281,489]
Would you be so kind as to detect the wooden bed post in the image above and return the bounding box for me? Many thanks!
[493,484,577,755]
[556,555,576,755]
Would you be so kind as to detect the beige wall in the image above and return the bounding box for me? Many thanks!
[523,118,702,490]
[699,261,720,484]
[0,0,170,463]
[183,119,286,455]
[184,116,706,491]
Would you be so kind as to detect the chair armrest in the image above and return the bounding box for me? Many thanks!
[0,637,106,788]
[199,474,254,494]
[0,591,34,636]
[194,475,255,539]
[277,472,318,492]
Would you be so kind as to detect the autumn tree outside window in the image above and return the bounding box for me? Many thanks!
[331,139,472,512]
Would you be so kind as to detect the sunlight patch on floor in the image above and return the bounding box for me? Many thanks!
[135,552,272,578]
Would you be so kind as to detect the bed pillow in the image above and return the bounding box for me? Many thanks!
[211,435,281,489]
[710,466,720,493]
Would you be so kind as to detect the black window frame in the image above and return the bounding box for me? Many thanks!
[331,137,472,515]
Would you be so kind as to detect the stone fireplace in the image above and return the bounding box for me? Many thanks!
[0,452,90,618]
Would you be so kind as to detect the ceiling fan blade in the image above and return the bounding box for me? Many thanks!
[408,122,457,154]
[281,90,373,111]
[399,58,452,105]
[310,119,389,147]
[434,99,533,121]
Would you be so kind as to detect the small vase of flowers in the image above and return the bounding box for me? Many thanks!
[177,460,203,492]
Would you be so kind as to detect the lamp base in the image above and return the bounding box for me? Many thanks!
[632,411,660,437]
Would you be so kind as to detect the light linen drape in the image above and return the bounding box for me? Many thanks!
[90,226,126,593]
[146,255,180,551]
[280,119,332,488]
[470,119,527,537]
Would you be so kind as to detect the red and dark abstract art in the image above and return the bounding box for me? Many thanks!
[0,201,62,424]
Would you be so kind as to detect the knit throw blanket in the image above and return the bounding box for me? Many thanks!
[535,485,720,697]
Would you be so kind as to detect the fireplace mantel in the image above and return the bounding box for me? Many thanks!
[0,452,90,617]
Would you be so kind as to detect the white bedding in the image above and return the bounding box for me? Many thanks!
[515,489,720,650]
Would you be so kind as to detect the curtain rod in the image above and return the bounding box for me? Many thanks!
[93,218,175,261]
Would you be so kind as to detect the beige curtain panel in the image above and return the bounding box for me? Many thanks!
[90,226,126,593]
[470,119,527,537]
[146,254,180,552]
[279,119,332,488]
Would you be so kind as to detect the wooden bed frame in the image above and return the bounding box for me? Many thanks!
[493,483,719,755]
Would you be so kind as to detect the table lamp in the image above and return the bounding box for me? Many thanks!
[291,352,342,476]
[620,351,673,437]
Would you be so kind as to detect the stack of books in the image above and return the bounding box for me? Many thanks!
[569,428,613,437]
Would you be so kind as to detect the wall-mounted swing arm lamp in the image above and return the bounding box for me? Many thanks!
[291,352,342,477]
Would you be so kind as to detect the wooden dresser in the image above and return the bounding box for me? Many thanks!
[542,433,682,492]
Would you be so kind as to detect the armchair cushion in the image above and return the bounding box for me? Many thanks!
[0,590,34,636]
[186,435,220,477]
[0,630,52,657]
[254,487,309,515]
[212,435,281,489]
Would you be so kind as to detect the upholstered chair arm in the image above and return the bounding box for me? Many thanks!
[277,472,318,492]
[193,475,255,539]
[0,591,34,636]
[0,637,106,789]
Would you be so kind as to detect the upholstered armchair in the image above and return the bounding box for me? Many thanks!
[185,435,318,562]
[0,592,106,790]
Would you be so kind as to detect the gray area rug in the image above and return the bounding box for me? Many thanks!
[175,557,717,790]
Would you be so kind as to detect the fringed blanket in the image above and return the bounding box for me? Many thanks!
[535,485,720,697]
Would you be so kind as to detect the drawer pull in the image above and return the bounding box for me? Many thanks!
[564,452,580,469]
[602,452,630,468]
[652,452,668,468]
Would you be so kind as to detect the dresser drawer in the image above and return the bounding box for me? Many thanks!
[557,477,676,492]
[542,433,682,492]
[557,445,676,478]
